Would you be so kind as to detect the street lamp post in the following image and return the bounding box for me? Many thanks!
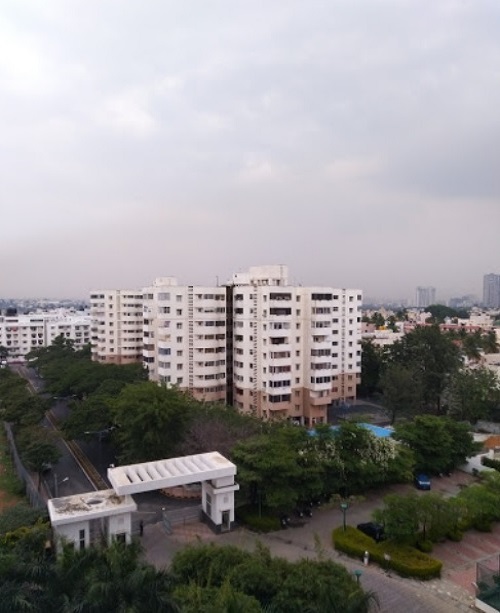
[53,473,69,498]
[340,500,349,532]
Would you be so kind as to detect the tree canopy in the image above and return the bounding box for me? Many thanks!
[393,415,480,474]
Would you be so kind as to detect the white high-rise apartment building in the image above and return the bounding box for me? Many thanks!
[89,290,143,364]
[230,266,361,425]
[483,274,500,308]
[415,286,436,308]
[0,311,91,359]
[90,266,362,425]
[142,278,227,403]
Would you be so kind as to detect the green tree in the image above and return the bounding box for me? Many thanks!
[0,504,47,535]
[461,332,482,361]
[426,305,468,323]
[416,492,452,542]
[481,330,499,354]
[62,395,114,441]
[370,312,385,328]
[445,367,500,422]
[21,436,61,489]
[394,415,479,474]
[178,403,261,458]
[373,493,419,544]
[231,426,316,513]
[379,362,423,424]
[111,383,194,463]
[387,326,461,413]
[358,340,384,398]
[386,315,398,332]
[171,543,373,613]
[457,477,500,531]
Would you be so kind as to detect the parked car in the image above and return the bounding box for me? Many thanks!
[356,522,385,542]
[414,473,431,490]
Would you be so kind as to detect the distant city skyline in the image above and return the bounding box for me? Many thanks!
[1,2,499,299]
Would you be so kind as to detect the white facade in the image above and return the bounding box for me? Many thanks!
[90,290,143,364]
[90,266,362,425]
[231,266,362,425]
[483,274,500,308]
[48,489,137,553]
[415,286,436,308]
[108,452,238,533]
[142,278,227,403]
[0,310,91,359]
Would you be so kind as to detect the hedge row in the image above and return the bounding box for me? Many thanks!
[481,456,500,472]
[332,526,442,580]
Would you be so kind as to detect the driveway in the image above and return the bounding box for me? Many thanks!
[141,472,480,612]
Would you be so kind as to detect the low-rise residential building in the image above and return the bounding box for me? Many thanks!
[0,310,91,359]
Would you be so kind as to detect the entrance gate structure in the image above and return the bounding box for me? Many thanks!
[48,451,239,551]
[108,452,239,534]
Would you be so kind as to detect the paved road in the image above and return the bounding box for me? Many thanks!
[8,365,481,609]
[140,513,474,612]
[140,473,479,612]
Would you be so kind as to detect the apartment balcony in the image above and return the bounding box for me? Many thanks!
[268,309,292,319]
[309,341,331,351]
[269,299,292,310]
[270,350,292,363]
[267,368,292,380]
[157,365,172,377]
[266,326,289,337]
[121,347,142,356]
[193,339,223,352]
[310,353,332,362]
[309,380,332,392]
[266,395,292,412]
[194,363,226,376]
[309,393,332,406]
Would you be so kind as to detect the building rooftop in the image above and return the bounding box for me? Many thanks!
[48,489,137,526]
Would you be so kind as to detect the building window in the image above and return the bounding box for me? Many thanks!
[79,529,85,550]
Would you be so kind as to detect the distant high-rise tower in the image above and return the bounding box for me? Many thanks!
[483,274,500,308]
[415,287,436,308]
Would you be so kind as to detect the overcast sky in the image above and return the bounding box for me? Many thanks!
[1,1,499,302]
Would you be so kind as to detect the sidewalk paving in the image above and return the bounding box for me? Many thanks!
[138,470,490,612]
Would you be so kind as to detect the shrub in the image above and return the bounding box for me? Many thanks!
[416,540,433,553]
[446,528,463,542]
[332,526,442,580]
[236,507,281,532]
[481,456,500,472]
[473,517,492,532]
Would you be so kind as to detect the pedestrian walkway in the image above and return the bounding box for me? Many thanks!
[139,470,486,611]
[140,516,475,611]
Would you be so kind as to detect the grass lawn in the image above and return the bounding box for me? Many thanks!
[0,427,23,510]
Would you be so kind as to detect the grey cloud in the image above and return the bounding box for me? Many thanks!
[1,0,499,300]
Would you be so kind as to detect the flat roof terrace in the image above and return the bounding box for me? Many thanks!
[48,489,137,526]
